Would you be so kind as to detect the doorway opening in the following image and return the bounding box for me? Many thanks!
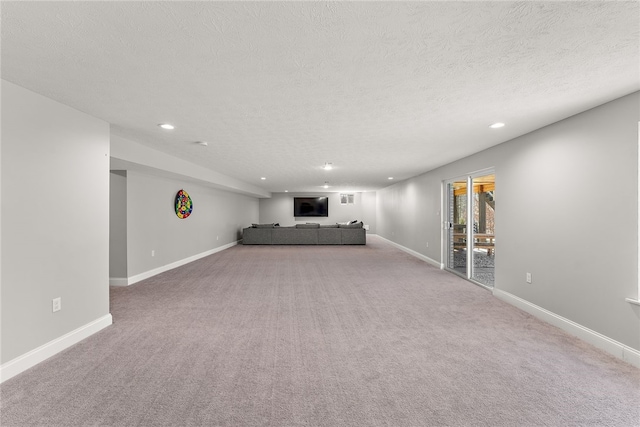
[444,171,495,288]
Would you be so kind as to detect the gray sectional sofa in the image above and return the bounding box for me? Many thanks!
[242,223,366,245]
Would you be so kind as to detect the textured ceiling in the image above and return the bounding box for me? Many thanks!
[2,1,638,193]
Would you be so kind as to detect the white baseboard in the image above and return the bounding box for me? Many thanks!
[117,241,239,287]
[374,235,640,368]
[109,277,129,287]
[0,314,113,384]
[375,235,443,268]
[494,289,640,369]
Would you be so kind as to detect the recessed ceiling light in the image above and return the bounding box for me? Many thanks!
[196,141,208,146]
[261,177,266,180]
[158,123,175,130]
[323,162,333,170]
[323,182,329,189]
[285,190,289,193]
[388,177,394,180]
[489,122,505,129]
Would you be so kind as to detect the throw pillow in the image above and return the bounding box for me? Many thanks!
[339,222,363,229]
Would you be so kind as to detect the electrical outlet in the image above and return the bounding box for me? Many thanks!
[526,273,532,283]
[52,297,61,312]
[151,250,155,257]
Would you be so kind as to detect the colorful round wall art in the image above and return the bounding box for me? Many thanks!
[175,189,193,219]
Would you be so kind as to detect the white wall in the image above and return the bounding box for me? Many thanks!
[259,192,376,231]
[121,171,259,280]
[1,81,112,369]
[111,135,270,199]
[376,92,640,358]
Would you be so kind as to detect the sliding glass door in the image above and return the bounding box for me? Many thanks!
[445,171,495,288]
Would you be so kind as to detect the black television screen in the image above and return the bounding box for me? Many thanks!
[294,197,329,217]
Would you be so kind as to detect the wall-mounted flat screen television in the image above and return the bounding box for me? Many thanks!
[294,197,329,217]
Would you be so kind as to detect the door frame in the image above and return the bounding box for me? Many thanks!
[442,167,495,289]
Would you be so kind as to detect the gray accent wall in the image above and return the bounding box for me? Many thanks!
[1,80,111,364]
[376,92,640,351]
[121,171,259,278]
[109,171,128,279]
[259,192,376,232]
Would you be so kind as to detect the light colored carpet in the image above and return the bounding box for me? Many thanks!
[2,236,639,426]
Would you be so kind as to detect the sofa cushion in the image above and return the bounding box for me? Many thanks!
[341,228,366,244]
[242,227,272,244]
[320,224,339,228]
[273,228,318,244]
[318,227,341,244]
[296,223,320,229]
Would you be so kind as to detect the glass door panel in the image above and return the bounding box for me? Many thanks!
[471,174,495,287]
[446,179,468,277]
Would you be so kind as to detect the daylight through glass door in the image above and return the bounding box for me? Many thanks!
[446,179,468,277]
[444,172,495,288]
[471,174,495,287]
